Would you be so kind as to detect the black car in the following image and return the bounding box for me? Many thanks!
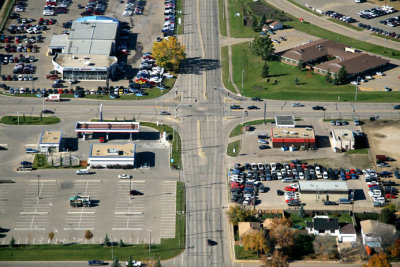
[287,200,302,206]
[394,105,400,110]
[130,190,144,196]
[324,201,339,205]
[251,97,262,101]
[230,105,242,110]
[42,109,54,114]
[247,105,259,110]
[276,190,284,196]
[312,106,325,110]
[207,239,217,246]
[259,145,269,149]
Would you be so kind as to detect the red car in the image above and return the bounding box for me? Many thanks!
[284,186,296,192]
[99,137,106,143]
[386,194,397,199]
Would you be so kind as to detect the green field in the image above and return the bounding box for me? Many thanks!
[0,115,60,125]
[0,182,186,261]
[223,0,400,60]
[221,46,236,93]
[227,140,241,157]
[230,42,400,102]
[219,0,227,36]
[175,0,184,35]
[347,148,369,154]
[234,245,259,260]
[229,119,275,137]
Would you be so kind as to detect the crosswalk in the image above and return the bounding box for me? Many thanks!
[112,180,145,231]
[160,181,176,238]
[64,180,102,231]
[15,180,56,231]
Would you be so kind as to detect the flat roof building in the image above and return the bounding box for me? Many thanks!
[299,181,349,203]
[270,126,315,149]
[330,129,355,152]
[49,16,119,81]
[39,130,63,152]
[88,143,135,167]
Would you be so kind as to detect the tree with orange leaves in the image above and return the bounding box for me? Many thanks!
[363,252,392,267]
[152,37,186,72]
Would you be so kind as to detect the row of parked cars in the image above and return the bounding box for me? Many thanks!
[123,0,145,16]
[2,74,35,81]
[358,23,400,39]
[43,0,71,15]
[162,0,176,37]
[325,10,356,23]
[14,0,26,12]
[364,169,398,206]
[380,16,400,27]
[357,6,396,19]
[79,0,107,16]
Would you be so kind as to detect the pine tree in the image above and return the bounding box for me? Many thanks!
[294,77,300,85]
[126,256,134,267]
[337,66,347,84]
[111,257,121,267]
[10,236,15,247]
[103,234,110,246]
[262,62,269,78]
[298,205,305,218]
[119,238,124,247]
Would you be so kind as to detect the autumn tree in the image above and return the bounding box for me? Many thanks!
[363,252,392,267]
[249,35,275,60]
[241,230,269,257]
[152,37,186,72]
[48,231,55,242]
[85,230,93,241]
[313,234,337,259]
[226,204,254,226]
[269,224,295,249]
[262,250,288,267]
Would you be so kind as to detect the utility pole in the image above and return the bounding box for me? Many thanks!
[147,228,152,254]
[37,175,40,199]
[355,76,359,102]
[241,69,244,95]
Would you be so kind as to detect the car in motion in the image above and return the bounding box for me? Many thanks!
[251,97,262,101]
[230,105,242,110]
[41,109,54,114]
[247,105,259,110]
[394,105,400,110]
[312,106,325,110]
[118,174,132,179]
[158,111,170,115]
[291,102,304,107]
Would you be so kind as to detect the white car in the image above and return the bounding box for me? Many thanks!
[76,169,90,175]
[376,72,384,76]
[118,174,132,179]
[289,183,299,189]
[291,103,304,107]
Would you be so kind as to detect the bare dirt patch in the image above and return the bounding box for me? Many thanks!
[362,120,400,169]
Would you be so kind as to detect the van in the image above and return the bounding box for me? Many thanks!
[282,177,294,183]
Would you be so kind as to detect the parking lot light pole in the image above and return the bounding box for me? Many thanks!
[355,76,360,102]
[37,175,40,200]
[147,228,152,254]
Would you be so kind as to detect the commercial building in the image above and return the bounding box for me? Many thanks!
[38,130,63,152]
[88,143,135,167]
[280,39,389,78]
[330,129,355,152]
[299,181,349,203]
[75,121,140,141]
[49,16,119,80]
[270,126,315,149]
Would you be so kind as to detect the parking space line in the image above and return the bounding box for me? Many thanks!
[112,228,143,231]
[75,180,102,182]
[67,211,96,214]
[118,180,146,183]
[159,181,176,238]
[114,211,143,215]
[20,212,48,215]
[29,180,56,182]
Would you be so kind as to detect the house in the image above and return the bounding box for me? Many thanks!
[338,223,357,243]
[269,21,283,30]
[360,220,397,248]
[238,222,261,238]
[306,215,340,236]
[262,25,270,32]
[280,39,389,78]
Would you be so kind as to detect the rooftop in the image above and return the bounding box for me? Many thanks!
[332,129,355,142]
[39,130,62,144]
[89,144,135,158]
[307,216,339,231]
[299,181,349,192]
[70,21,118,40]
[272,126,315,139]
[275,115,295,128]
[340,223,356,235]
[54,54,118,68]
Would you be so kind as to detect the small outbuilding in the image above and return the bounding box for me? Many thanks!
[39,130,63,152]
[330,129,355,152]
[88,143,135,168]
[269,21,283,30]
[299,181,349,203]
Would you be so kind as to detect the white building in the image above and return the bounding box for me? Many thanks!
[360,220,397,247]
[306,215,357,243]
[88,143,135,168]
[269,21,283,30]
[39,130,63,152]
[330,129,355,152]
[299,181,349,203]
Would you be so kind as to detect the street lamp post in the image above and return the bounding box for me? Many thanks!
[355,76,360,102]
[241,69,244,95]
[147,228,152,254]
[37,175,40,199]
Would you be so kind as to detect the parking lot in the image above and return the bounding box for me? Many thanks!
[0,0,167,93]
[295,0,400,35]
[0,121,179,245]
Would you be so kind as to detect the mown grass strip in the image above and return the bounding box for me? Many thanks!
[221,46,236,93]
[218,0,227,36]
[229,119,275,138]
[227,140,241,157]
[0,115,60,125]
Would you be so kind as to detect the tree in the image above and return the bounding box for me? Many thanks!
[379,203,396,224]
[363,252,392,267]
[390,238,400,257]
[48,231,55,242]
[10,236,15,247]
[152,37,186,72]
[325,68,332,83]
[297,205,305,218]
[259,14,266,27]
[22,114,26,123]
[241,230,269,257]
[85,230,93,241]
[337,66,347,84]
[59,156,63,167]
[313,234,337,259]
[262,250,288,267]
[297,60,303,70]
[119,238,124,247]
[126,256,134,267]
[226,205,254,226]
[155,259,162,267]
[262,62,269,78]
[269,224,295,249]
[40,112,43,122]
[249,36,275,60]
[103,233,110,246]
[252,16,258,29]
[111,257,121,267]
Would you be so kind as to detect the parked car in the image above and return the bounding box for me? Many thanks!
[118,174,132,179]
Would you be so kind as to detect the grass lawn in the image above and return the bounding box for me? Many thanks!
[219,0,227,36]
[287,0,323,17]
[231,42,400,102]
[32,154,80,169]
[227,0,256,38]
[0,0,15,31]
[140,122,181,169]
[347,148,369,154]
[329,213,353,223]
[221,46,236,93]
[291,213,313,228]
[227,140,241,157]
[175,0,184,35]
[0,115,60,125]
[234,245,259,260]
[0,182,186,261]
[372,33,400,43]
[229,118,275,137]
[327,18,363,31]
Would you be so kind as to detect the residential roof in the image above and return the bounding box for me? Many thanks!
[39,130,62,145]
[299,181,348,192]
[238,222,261,237]
[340,223,356,235]
[360,220,396,235]
[89,144,135,158]
[307,216,339,231]
[332,129,355,142]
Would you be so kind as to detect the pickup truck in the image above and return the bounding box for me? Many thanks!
[76,169,90,175]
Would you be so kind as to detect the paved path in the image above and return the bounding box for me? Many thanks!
[267,0,400,51]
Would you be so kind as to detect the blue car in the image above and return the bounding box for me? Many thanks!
[109,94,116,99]
[36,93,42,98]
[157,84,166,90]
[135,92,144,96]
[88,259,105,266]
[258,139,268,144]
